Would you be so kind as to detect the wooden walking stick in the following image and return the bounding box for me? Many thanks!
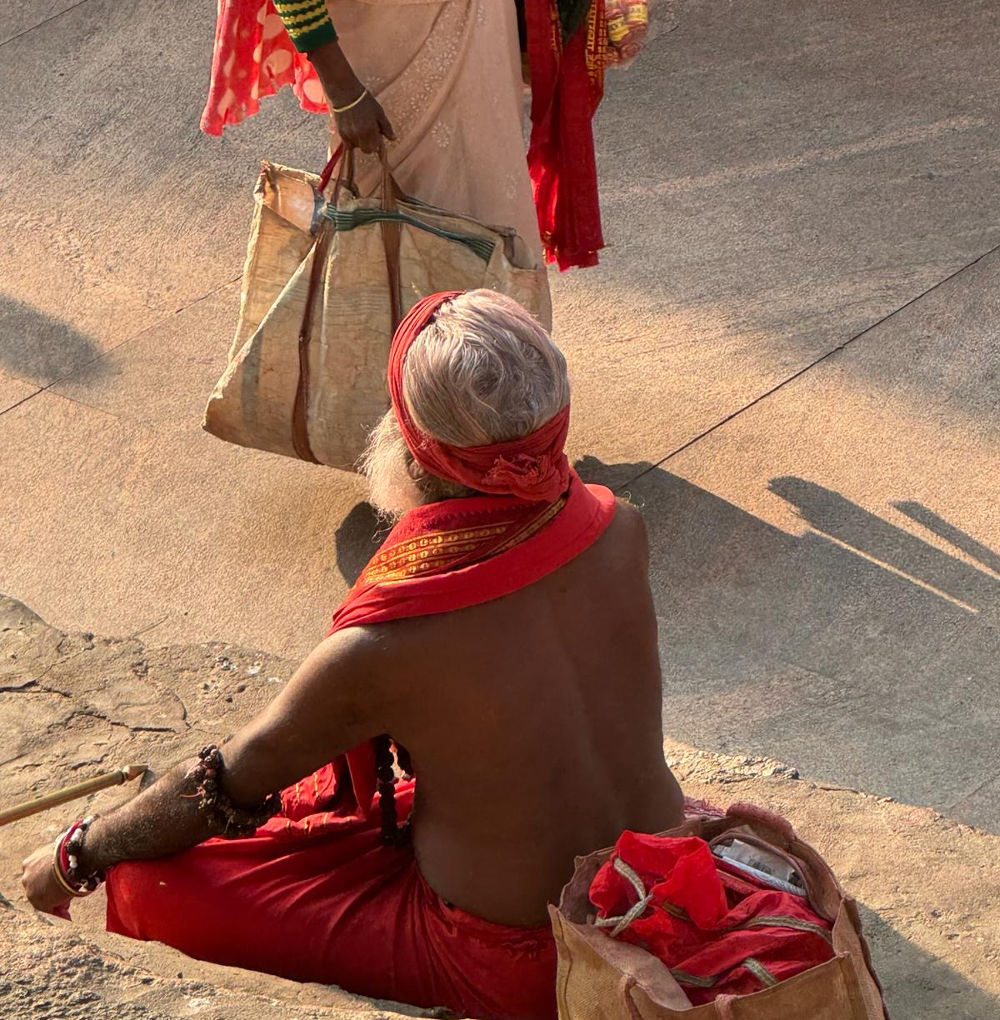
[0,764,148,826]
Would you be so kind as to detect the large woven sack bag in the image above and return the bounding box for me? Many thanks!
[549,804,888,1020]
[204,151,551,469]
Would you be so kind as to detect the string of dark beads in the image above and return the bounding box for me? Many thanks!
[187,745,282,838]
[374,734,412,846]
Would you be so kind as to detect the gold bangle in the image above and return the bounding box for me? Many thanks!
[51,845,87,898]
[332,88,369,114]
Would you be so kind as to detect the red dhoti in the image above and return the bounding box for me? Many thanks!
[106,776,557,1020]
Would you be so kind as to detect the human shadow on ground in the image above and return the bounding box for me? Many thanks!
[574,456,1000,832]
[770,478,1000,611]
[894,500,1000,578]
[0,294,104,384]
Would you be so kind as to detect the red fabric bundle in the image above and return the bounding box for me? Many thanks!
[590,831,835,1005]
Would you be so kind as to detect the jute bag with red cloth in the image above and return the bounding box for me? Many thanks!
[203,150,551,470]
[549,804,888,1020]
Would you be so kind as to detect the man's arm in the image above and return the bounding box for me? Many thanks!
[21,627,391,912]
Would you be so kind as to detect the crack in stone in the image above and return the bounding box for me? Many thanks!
[52,708,181,738]
[0,680,39,692]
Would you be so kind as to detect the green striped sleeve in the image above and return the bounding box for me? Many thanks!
[273,0,337,52]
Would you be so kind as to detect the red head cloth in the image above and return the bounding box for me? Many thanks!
[387,292,572,503]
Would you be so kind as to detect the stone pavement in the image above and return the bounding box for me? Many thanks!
[2,599,998,1019]
[1,0,998,1015]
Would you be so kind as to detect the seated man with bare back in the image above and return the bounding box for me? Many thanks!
[22,290,685,1020]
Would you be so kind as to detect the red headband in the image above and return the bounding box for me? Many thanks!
[387,292,571,503]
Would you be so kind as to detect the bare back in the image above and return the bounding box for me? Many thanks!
[370,500,684,926]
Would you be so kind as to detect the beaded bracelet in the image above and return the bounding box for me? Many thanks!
[53,816,104,896]
[185,745,282,838]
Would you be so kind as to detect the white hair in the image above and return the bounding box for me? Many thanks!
[361,289,570,518]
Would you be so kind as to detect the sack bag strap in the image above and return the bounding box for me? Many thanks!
[376,149,404,332]
[316,146,403,330]
[292,146,404,464]
[318,145,356,197]
[291,219,332,464]
[291,145,355,463]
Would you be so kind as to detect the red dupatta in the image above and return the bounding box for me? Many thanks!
[525,0,608,269]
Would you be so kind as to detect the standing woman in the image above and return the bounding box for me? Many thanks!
[201,0,608,270]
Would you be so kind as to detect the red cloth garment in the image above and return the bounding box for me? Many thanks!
[106,311,616,1016]
[107,784,558,1020]
[524,0,608,269]
[589,831,835,1005]
[200,1,327,135]
[388,292,571,503]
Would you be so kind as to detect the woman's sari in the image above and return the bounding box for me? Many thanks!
[202,0,609,269]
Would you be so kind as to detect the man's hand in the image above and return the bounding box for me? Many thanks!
[334,92,396,155]
[21,843,73,919]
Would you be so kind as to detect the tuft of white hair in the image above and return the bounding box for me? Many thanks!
[361,289,570,518]
[403,289,570,446]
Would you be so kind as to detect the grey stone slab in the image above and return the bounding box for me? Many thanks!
[0,0,321,387]
[0,288,372,660]
[593,238,1000,831]
[0,0,81,46]
[0,368,37,413]
[557,0,1000,463]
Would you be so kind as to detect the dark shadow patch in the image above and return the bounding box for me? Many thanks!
[0,294,104,384]
[334,501,391,586]
[574,454,650,492]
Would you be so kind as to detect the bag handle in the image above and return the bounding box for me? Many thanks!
[375,148,404,331]
[318,145,356,197]
[320,145,403,329]
[619,975,645,1020]
[295,146,402,460]
[291,221,330,464]
[318,144,404,207]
